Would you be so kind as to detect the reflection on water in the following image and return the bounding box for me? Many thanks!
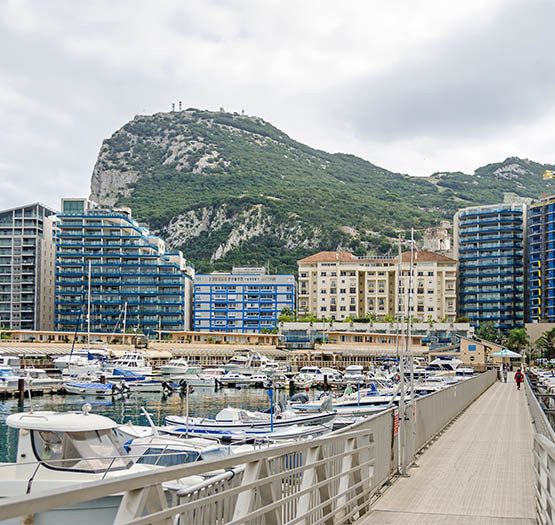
[0,386,294,462]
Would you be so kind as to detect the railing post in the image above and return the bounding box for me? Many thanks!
[114,484,170,524]
[232,458,280,525]
[295,445,333,525]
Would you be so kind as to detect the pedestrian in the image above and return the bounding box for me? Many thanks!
[502,365,508,383]
[514,368,524,390]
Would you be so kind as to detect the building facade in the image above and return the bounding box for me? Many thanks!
[453,203,525,331]
[193,267,295,332]
[0,203,56,331]
[528,195,555,322]
[297,250,457,323]
[55,198,194,335]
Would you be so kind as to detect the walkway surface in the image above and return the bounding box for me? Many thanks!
[360,376,535,524]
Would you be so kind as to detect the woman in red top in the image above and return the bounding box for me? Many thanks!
[514,369,524,390]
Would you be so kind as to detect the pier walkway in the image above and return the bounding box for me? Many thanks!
[360,376,535,524]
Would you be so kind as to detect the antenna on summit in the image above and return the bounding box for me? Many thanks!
[179,101,182,111]
[171,103,175,112]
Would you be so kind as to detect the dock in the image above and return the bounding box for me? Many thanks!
[0,369,553,524]
[360,376,535,524]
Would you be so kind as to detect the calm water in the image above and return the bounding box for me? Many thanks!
[0,387,293,463]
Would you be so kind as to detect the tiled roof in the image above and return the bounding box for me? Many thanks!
[297,251,358,263]
[397,250,457,263]
[298,249,456,264]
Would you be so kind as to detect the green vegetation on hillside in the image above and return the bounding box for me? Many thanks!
[92,110,555,273]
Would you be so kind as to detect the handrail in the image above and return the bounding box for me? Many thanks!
[525,372,555,442]
[0,370,497,523]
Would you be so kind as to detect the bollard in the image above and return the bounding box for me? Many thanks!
[18,377,25,401]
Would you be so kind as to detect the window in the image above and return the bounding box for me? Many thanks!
[340,306,346,311]
[62,200,85,214]
[349,287,356,294]
[340,288,346,294]
[31,429,131,473]
[320,306,327,312]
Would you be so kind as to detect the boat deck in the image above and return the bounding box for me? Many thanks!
[359,376,535,524]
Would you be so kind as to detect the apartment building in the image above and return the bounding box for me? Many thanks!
[0,203,56,331]
[528,195,555,322]
[454,203,525,331]
[55,198,194,334]
[297,250,457,322]
[193,267,295,333]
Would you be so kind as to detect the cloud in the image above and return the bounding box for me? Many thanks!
[0,0,553,210]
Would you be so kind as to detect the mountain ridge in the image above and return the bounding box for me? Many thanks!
[90,109,555,273]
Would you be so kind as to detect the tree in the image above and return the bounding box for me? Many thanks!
[475,321,504,345]
[278,306,294,323]
[383,314,395,323]
[536,328,555,360]
[505,327,529,354]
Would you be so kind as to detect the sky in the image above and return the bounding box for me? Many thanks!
[1,0,555,212]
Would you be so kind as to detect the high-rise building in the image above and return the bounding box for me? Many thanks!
[0,203,57,331]
[55,198,194,335]
[527,195,555,322]
[453,203,525,331]
[193,267,295,332]
[297,250,457,322]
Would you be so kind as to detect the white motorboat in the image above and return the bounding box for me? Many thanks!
[0,407,208,523]
[106,351,153,376]
[427,357,464,373]
[343,365,366,384]
[165,406,336,435]
[223,350,272,374]
[291,381,404,417]
[216,373,270,388]
[261,360,286,375]
[0,366,62,393]
[294,366,323,387]
[0,355,21,372]
[125,433,256,466]
[160,359,200,376]
[175,368,226,387]
[53,347,110,372]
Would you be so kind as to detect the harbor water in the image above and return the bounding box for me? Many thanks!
[0,386,292,463]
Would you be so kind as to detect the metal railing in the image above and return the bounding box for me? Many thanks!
[525,373,555,524]
[0,370,496,524]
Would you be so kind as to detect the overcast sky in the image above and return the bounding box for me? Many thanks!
[1,0,554,212]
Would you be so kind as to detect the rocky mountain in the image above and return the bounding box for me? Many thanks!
[90,109,555,273]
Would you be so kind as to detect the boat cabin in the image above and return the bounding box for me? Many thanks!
[7,410,133,476]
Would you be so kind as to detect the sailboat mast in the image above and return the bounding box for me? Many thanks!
[87,260,91,346]
[122,302,127,345]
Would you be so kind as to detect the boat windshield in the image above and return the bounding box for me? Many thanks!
[32,429,133,473]
[136,447,200,467]
[0,368,15,378]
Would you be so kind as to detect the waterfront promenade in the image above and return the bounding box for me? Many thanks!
[360,376,535,524]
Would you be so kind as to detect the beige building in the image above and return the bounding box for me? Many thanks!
[297,250,457,323]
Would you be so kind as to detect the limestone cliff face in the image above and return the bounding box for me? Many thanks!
[89,109,555,272]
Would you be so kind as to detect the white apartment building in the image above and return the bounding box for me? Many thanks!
[297,250,457,322]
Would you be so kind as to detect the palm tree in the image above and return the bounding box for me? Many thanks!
[536,328,555,360]
[505,327,530,354]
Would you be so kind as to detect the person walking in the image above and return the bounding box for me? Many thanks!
[502,365,508,383]
[514,368,524,390]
